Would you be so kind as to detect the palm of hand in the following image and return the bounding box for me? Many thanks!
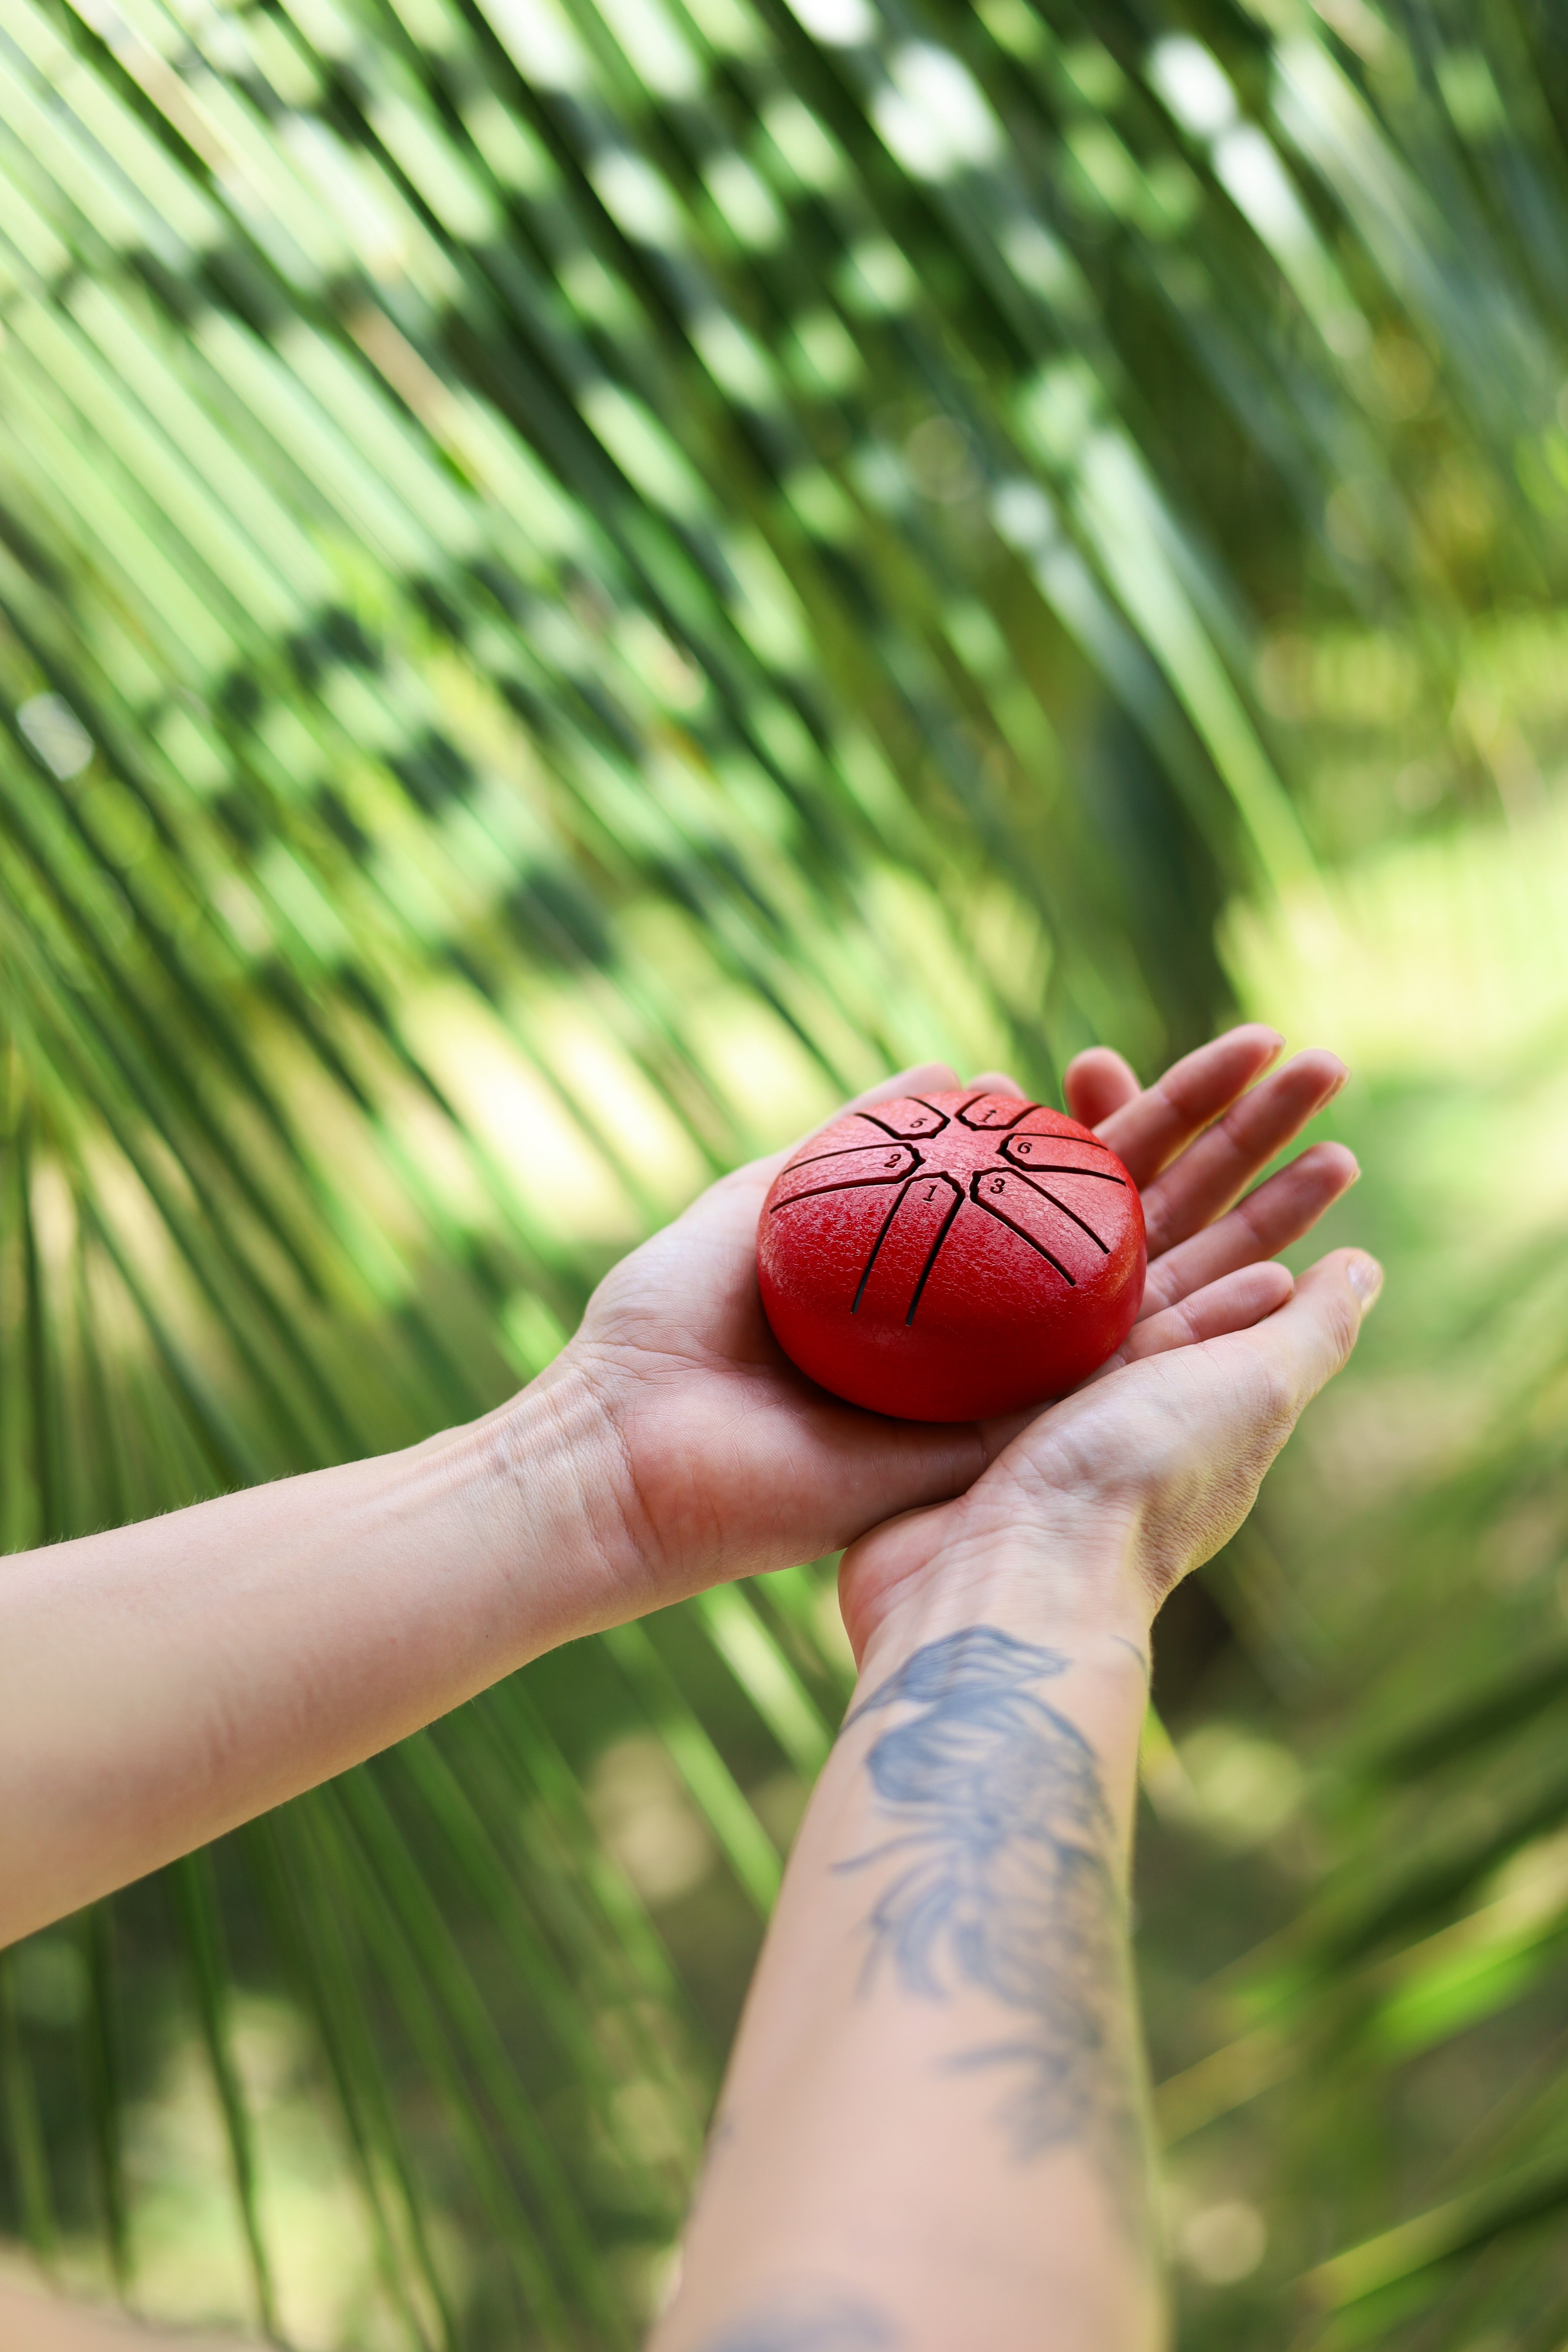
[570,1031,1355,1616]
[838,1036,1363,1651]
[572,1136,984,1600]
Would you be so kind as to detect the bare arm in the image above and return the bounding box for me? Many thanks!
[0,1063,980,1948]
[0,1369,623,1945]
[657,1616,1159,2352]
[649,1047,1376,2352]
[0,1033,1352,1955]
[0,2278,243,2352]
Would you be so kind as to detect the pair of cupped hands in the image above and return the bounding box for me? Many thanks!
[555,1026,1375,1663]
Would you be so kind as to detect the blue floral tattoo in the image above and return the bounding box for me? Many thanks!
[840,1626,1148,2232]
[694,2298,894,2350]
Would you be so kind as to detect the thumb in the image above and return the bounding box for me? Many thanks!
[1225,1247,1381,1429]
[1128,1246,1380,1603]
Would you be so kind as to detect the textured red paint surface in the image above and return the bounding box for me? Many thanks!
[757,1090,1146,1422]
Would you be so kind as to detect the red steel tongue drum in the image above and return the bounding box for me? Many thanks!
[756,1089,1147,1423]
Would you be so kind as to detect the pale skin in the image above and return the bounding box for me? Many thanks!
[0,1027,1374,2351]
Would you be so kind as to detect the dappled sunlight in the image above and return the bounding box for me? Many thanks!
[4,0,1568,2334]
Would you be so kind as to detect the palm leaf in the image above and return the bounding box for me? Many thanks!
[3,0,1566,2339]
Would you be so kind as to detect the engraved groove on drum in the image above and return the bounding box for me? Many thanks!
[904,1175,966,1325]
[968,1168,1076,1283]
[1004,1168,1112,1253]
[1008,1120,1116,1153]
[769,1141,921,1210]
[955,1095,1042,1131]
[784,1139,890,1173]
[851,1170,965,1323]
[1001,1133,1126,1178]
[857,1098,951,1141]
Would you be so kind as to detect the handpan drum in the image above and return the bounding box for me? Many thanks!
[756,1089,1146,1423]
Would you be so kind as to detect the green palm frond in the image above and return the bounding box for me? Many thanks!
[3,0,1567,2337]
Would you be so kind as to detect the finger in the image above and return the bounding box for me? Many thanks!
[967,1070,1026,1098]
[1115,1262,1294,1369]
[969,1252,1377,1612]
[979,1259,1294,1448]
[1064,1046,1141,1130]
[975,1239,1374,1470]
[1215,1246,1381,1419]
[1138,1142,1358,1320]
[1101,1249,1377,1452]
[1141,1050,1347,1258]
[1093,1024,1285,1185]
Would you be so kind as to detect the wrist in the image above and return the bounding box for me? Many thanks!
[845,1559,1153,1868]
[461,1349,651,1646]
[854,1566,1152,1695]
[841,1488,1156,1676]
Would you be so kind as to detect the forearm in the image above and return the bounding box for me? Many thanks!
[0,2278,242,2351]
[0,1361,628,1943]
[653,1566,1164,2352]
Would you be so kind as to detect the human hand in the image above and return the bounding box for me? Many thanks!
[551,1026,1357,1620]
[836,1039,1374,1662]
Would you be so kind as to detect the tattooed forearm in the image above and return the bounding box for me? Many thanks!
[840,1626,1151,2238]
[693,2298,895,2351]
[1111,1634,1152,1678]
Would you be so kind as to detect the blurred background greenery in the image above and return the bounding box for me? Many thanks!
[0,0,1565,2338]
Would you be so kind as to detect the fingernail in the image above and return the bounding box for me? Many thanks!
[1347,1254,1383,1309]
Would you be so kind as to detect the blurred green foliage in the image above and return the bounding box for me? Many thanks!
[1,0,1567,2338]
[1135,836,1568,2348]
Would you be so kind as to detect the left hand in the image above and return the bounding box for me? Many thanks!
[837,1040,1370,1660]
